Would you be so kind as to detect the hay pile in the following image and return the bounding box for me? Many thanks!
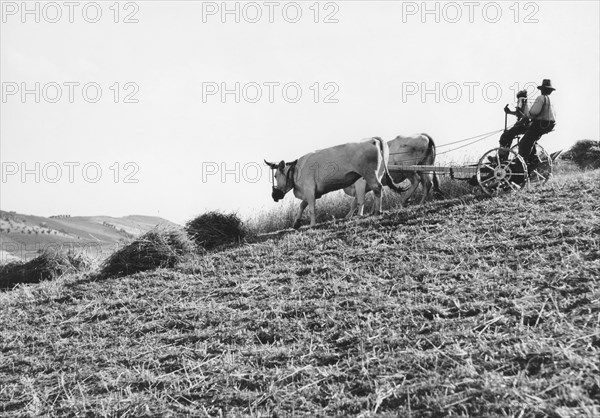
[99,227,196,278]
[0,249,93,290]
[185,211,247,250]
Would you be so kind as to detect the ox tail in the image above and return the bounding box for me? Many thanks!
[421,133,445,198]
[419,133,436,165]
[374,137,410,194]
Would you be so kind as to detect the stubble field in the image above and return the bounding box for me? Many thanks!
[1,170,599,417]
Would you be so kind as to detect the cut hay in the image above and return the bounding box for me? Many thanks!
[185,211,247,250]
[99,227,197,278]
[0,248,93,290]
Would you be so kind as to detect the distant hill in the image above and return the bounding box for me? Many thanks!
[0,211,179,263]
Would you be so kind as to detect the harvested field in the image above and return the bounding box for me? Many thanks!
[1,170,599,417]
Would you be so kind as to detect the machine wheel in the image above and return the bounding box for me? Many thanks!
[511,143,553,182]
[476,148,529,196]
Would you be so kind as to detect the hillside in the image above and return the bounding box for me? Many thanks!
[0,211,178,262]
[0,170,599,417]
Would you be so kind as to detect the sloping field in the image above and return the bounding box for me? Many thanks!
[1,171,599,417]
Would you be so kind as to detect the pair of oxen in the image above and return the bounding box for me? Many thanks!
[264,134,442,229]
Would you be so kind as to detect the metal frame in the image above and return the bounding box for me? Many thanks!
[388,147,531,196]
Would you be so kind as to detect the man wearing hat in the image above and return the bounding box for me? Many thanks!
[498,89,530,157]
[518,79,556,170]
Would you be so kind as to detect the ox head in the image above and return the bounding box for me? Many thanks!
[264,159,297,202]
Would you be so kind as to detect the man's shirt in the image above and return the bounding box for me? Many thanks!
[528,95,555,121]
[517,97,529,120]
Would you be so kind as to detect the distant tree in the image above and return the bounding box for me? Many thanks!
[562,139,600,169]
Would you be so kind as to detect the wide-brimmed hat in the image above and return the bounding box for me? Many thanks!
[537,79,555,91]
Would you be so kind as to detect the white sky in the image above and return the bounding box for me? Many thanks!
[1,0,599,224]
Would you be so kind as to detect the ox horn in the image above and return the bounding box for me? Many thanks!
[264,159,277,169]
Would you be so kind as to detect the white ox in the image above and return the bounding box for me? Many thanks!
[265,137,406,229]
[343,133,442,218]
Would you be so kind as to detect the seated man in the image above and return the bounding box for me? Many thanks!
[518,79,556,171]
[499,89,530,155]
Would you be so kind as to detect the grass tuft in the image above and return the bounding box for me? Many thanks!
[247,176,476,234]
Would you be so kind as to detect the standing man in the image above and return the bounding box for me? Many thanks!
[499,89,530,157]
[519,79,556,170]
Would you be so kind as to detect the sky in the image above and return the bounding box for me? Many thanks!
[1,0,599,225]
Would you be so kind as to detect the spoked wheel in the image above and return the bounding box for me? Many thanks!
[511,143,553,182]
[476,148,529,196]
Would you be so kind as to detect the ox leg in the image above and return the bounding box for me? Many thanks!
[345,198,358,219]
[343,184,358,219]
[307,196,317,227]
[400,173,420,206]
[432,173,445,199]
[418,173,433,205]
[363,175,383,215]
[293,200,308,229]
[354,178,367,216]
[372,187,383,215]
